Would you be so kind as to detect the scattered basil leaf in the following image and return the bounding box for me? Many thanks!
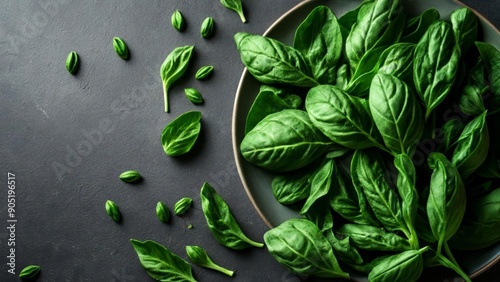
[66,51,79,75]
[105,200,121,222]
[156,201,171,223]
[130,239,197,282]
[113,37,129,60]
[195,65,214,80]
[186,246,234,277]
[119,170,142,183]
[171,10,186,31]
[200,17,215,38]
[160,46,195,113]
[161,111,201,156]
[200,182,264,249]
[174,197,193,215]
[184,88,204,105]
[220,0,246,23]
[19,265,41,280]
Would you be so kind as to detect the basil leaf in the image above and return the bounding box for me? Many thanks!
[368,247,429,282]
[345,46,385,96]
[306,84,385,150]
[351,149,409,236]
[303,202,334,234]
[451,7,478,55]
[234,32,318,87]
[325,231,363,265]
[264,218,349,279]
[335,63,350,90]
[271,162,317,205]
[160,46,195,113]
[401,8,440,43]
[200,17,215,39]
[458,59,487,116]
[119,170,142,183]
[19,265,41,280]
[345,0,405,70]
[245,85,293,134]
[113,37,130,60]
[438,118,465,153]
[301,158,335,214]
[294,5,342,84]
[413,21,460,120]
[185,246,234,277]
[130,239,197,282]
[195,65,214,80]
[451,111,489,179]
[161,111,201,157]
[426,152,466,255]
[156,201,171,223]
[220,0,246,23]
[376,43,416,82]
[174,197,193,215]
[65,51,79,75]
[337,0,374,41]
[476,42,500,100]
[369,74,424,155]
[449,188,500,250]
[171,10,186,31]
[240,109,336,171]
[348,255,390,274]
[105,200,121,222]
[200,182,263,249]
[184,88,204,105]
[336,224,411,252]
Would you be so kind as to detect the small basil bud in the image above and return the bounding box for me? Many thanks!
[66,51,79,75]
[186,246,235,277]
[200,17,215,38]
[119,170,142,183]
[195,65,214,80]
[184,88,204,104]
[174,197,193,215]
[105,200,121,222]
[171,10,186,31]
[19,265,41,280]
[113,37,130,60]
[156,201,171,223]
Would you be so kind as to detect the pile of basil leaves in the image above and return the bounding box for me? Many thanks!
[235,0,500,281]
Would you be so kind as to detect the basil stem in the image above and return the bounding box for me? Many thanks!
[105,200,121,222]
[220,0,246,23]
[156,201,171,223]
[160,46,195,113]
[66,51,79,75]
[19,265,41,280]
[200,17,215,38]
[195,66,214,80]
[119,170,142,183]
[184,88,204,104]
[171,10,186,31]
[113,37,129,60]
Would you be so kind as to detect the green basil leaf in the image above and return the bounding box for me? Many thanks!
[105,200,121,222]
[336,224,411,252]
[376,43,416,82]
[294,5,342,84]
[325,231,363,265]
[345,0,405,70]
[451,111,489,179]
[426,152,466,255]
[264,218,349,279]
[19,265,41,280]
[200,17,215,38]
[438,118,465,153]
[345,46,385,96]
[306,84,385,150]
[458,59,487,116]
[394,154,418,239]
[413,21,460,120]
[195,65,214,80]
[130,239,197,282]
[185,246,234,277]
[451,7,478,55]
[476,42,500,99]
[200,182,263,249]
[174,197,193,215]
[335,63,350,90]
[184,88,204,105]
[368,247,429,282]
[156,201,171,223]
[65,51,79,75]
[271,164,315,205]
[113,37,130,60]
[301,158,335,214]
[401,8,440,43]
[348,255,390,274]
[220,0,246,23]
[303,203,334,234]
[234,32,318,87]
[240,109,336,171]
[369,73,424,155]
[161,111,201,156]
[119,170,142,183]
[171,10,186,31]
[337,0,375,41]
[351,149,409,235]
[160,46,195,113]
[449,188,500,250]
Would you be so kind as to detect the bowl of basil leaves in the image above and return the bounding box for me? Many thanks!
[232,0,499,281]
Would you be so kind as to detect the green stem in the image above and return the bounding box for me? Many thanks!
[443,241,460,269]
[437,253,471,282]
[238,11,247,23]
[163,84,169,113]
[407,224,419,250]
[206,263,235,277]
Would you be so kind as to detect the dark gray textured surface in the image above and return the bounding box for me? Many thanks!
[0,0,498,281]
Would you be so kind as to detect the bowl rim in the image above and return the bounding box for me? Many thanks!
[231,0,500,278]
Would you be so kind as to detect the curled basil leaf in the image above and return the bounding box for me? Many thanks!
[130,239,197,282]
[369,73,424,155]
[240,109,336,172]
[451,111,489,179]
[66,51,79,75]
[160,46,195,113]
[184,88,204,105]
[195,65,214,80]
[171,10,186,31]
[294,5,342,84]
[200,17,215,38]
[234,32,318,87]
[271,165,314,205]
[458,59,487,116]
[119,170,142,183]
[301,158,335,214]
[413,21,460,120]
[156,201,171,223]
[174,197,193,215]
[105,200,121,222]
[264,218,349,279]
[200,182,263,249]
[161,111,201,156]
[306,84,385,150]
[451,7,478,55]
[19,265,41,280]
[113,37,129,60]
